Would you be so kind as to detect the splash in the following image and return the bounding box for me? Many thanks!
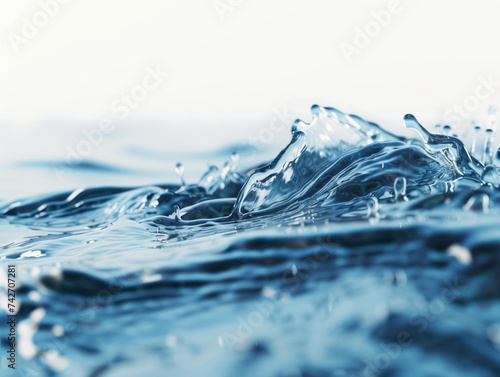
[1,105,500,377]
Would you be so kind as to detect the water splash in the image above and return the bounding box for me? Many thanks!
[2,105,500,377]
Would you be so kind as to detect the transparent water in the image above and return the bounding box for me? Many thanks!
[1,105,500,377]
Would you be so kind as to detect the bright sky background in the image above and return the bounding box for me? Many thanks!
[1,0,500,197]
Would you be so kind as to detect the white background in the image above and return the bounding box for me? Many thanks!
[1,0,500,196]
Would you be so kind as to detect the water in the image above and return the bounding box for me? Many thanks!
[1,105,500,377]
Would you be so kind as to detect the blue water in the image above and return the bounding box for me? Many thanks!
[2,105,500,377]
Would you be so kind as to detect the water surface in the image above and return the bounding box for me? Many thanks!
[1,105,500,377]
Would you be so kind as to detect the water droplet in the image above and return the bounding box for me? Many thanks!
[442,125,452,135]
[471,122,481,156]
[487,105,497,132]
[483,131,495,165]
[175,163,185,186]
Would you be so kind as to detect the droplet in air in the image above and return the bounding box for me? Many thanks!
[486,105,497,132]
[483,130,496,165]
[471,121,480,157]
[442,125,452,135]
[482,106,498,165]
[175,163,185,186]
